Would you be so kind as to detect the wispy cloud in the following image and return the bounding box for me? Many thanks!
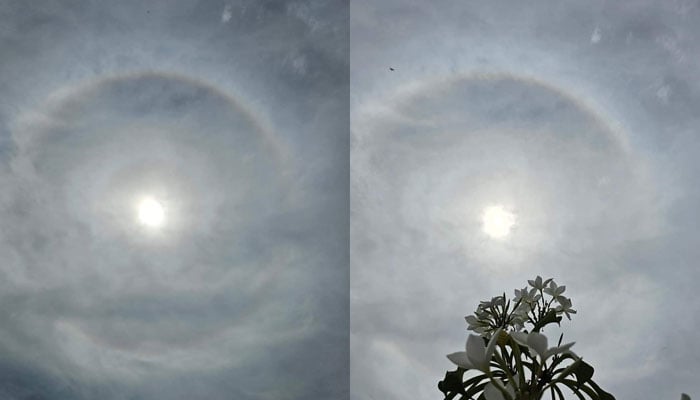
[0,1,348,399]
[221,4,232,23]
[351,1,700,399]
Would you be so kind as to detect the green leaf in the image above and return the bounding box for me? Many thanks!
[597,389,616,400]
[549,352,577,371]
[533,310,562,332]
[438,368,465,396]
[465,381,490,400]
[439,369,492,400]
[573,361,595,388]
[681,394,691,400]
[560,381,587,400]
[588,380,616,400]
[560,379,599,400]
[552,383,567,400]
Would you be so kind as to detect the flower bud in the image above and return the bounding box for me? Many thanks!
[497,330,509,346]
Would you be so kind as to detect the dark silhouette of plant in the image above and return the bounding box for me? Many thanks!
[438,276,691,400]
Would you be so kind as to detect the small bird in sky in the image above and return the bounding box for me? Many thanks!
[389,67,395,71]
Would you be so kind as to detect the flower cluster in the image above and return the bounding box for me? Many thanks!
[464,276,577,338]
[440,276,692,400]
[439,276,607,400]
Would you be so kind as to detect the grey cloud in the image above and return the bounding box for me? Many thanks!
[351,1,699,399]
[0,0,347,399]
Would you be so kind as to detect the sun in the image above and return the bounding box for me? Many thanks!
[482,205,515,239]
[138,197,165,228]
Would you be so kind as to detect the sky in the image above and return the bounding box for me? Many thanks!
[0,1,348,399]
[351,1,700,400]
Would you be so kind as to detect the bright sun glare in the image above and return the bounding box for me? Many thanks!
[138,197,165,228]
[482,205,515,239]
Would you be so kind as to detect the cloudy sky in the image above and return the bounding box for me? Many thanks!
[351,1,700,399]
[0,1,347,399]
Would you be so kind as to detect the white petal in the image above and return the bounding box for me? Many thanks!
[485,328,502,357]
[527,332,548,359]
[510,331,528,347]
[559,342,576,351]
[506,381,516,397]
[466,334,486,367]
[468,329,502,372]
[447,352,475,369]
[544,342,576,359]
[484,382,506,400]
[511,373,520,389]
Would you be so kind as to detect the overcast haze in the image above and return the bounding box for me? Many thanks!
[0,1,348,399]
[351,1,699,399]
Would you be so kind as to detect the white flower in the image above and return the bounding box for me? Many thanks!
[527,276,552,290]
[509,302,531,331]
[483,377,516,400]
[447,328,502,372]
[510,331,576,361]
[465,315,489,334]
[514,287,540,304]
[493,296,505,307]
[512,297,533,318]
[543,280,566,298]
[513,301,531,316]
[475,307,490,319]
[511,319,525,332]
[554,296,577,320]
[480,296,505,309]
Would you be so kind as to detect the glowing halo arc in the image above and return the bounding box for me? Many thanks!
[356,71,634,158]
[22,70,291,174]
[352,70,660,267]
[9,70,299,376]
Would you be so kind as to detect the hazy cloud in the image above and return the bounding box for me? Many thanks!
[0,1,348,399]
[351,1,700,399]
[221,4,232,23]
